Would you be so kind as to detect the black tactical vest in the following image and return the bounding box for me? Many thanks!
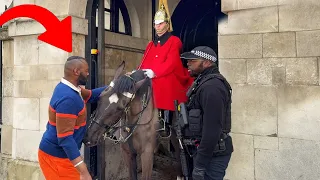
[185,73,232,137]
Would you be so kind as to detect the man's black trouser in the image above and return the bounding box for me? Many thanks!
[193,154,232,180]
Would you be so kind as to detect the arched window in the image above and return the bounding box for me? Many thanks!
[96,0,132,36]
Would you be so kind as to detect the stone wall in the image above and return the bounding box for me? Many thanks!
[0,0,13,13]
[219,0,320,179]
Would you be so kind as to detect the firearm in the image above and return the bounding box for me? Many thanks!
[174,100,191,179]
[178,103,188,129]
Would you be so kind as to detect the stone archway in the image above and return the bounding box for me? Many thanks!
[124,0,141,38]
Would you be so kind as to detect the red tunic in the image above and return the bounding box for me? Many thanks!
[139,33,194,111]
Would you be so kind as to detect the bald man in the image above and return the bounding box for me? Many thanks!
[38,56,107,180]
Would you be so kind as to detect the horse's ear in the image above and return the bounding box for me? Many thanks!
[114,61,125,80]
[134,78,146,91]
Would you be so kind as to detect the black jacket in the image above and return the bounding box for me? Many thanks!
[187,66,233,169]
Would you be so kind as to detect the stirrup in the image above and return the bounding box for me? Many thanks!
[157,118,171,138]
[157,117,166,131]
[159,128,171,138]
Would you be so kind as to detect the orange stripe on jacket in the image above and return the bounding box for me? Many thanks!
[78,106,86,116]
[75,121,86,129]
[56,113,78,118]
[57,131,74,138]
[49,106,56,112]
[48,120,56,126]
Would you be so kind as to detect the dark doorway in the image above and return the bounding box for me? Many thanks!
[171,0,226,67]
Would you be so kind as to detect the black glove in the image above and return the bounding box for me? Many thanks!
[192,166,206,180]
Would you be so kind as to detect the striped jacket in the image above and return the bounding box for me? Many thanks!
[39,78,106,160]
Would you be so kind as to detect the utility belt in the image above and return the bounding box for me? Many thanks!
[182,133,229,154]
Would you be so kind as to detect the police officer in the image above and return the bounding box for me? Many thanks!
[180,46,233,180]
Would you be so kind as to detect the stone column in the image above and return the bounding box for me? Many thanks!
[219,0,320,180]
[1,0,88,179]
[1,28,14,157]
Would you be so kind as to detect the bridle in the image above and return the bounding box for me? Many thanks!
[88,74,153,144]
[87,79,135,129]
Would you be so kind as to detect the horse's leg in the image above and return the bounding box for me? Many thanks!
[121,143,138,180]
[140,150,154,180]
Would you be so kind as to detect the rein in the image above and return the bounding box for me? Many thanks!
[110,87,153,143]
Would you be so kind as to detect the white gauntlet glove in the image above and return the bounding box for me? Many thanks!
[142,69,155,78]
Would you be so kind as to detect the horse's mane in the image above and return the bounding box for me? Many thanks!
[112,70,151,97]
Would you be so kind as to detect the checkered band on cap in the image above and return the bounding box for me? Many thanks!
[191,50,217,62]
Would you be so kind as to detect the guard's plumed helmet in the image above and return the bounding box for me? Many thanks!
[154,0,173,32]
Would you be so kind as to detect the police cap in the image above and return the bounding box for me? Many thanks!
[181,46,217,62]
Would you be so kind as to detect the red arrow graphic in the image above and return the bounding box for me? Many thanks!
[0,4,72,52]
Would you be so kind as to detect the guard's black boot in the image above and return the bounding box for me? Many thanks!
[159,110,172,138]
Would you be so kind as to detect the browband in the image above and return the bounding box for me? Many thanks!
[109,81,134,99]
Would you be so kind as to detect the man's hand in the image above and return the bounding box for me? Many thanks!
[80,172,92,180]
[143,69,155,78]
[72,157,92,180]
[192,166,206,180]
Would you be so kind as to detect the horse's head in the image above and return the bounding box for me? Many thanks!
[83,61,149,147]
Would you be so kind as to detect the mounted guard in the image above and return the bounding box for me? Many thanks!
[138,0,193,137]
